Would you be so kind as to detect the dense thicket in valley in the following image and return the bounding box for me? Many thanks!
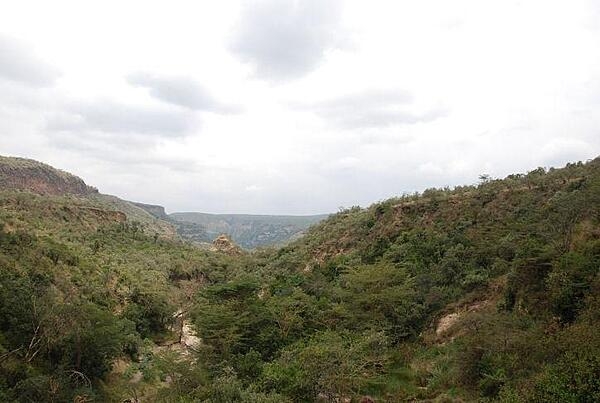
[1,156,599,402]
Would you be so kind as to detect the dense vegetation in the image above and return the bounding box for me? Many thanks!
[1,156,599,402]
[0,189,263,401]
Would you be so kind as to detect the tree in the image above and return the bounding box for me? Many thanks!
[261,330,388,401]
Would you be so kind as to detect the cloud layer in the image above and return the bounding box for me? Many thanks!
[47,100,194,137]
[0,35,59,87]
[229,0,346,81]
[301,89,446,129]
[127,72,241,113]
[0,0,599,215]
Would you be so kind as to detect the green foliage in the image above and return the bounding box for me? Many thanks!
[338,263,425,341]
[202,369,291,403]
[261,330,388,401]
[124,287,174,338]
[530,352,600,403]
[547,243,600,323]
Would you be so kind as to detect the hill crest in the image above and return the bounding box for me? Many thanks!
[0,156,97,196]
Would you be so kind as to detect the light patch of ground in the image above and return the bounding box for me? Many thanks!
[180,321,201,351]
[435,300,491,340]
[436,312,462,337]
[433,276,507,343]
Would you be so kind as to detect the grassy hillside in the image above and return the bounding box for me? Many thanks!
[1,156,599,402]
[170,212,328,249]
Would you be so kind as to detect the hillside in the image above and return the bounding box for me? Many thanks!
[0,156,176,238]
[187,157,600,402]
[131,202,170,220]
[0,156,97,195]
[0,156,265,401]
[169,212,328,249]
[0,156,599,402]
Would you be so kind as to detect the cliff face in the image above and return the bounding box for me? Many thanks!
[132,202,169,220]
[0,156,97,196]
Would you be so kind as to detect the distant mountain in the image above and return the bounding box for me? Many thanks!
[169,212,329,249]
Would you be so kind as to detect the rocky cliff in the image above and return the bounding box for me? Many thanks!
[132,202,169,220]
[0,156,97,195]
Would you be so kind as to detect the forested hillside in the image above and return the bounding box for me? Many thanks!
[1,156,599,402]
[186,158,600,402]
[0,186,261,401]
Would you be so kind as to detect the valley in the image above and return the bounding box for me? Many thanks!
[1,155,599,402]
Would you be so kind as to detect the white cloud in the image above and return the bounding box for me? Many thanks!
[245,184,262,192]
[537,138,593,168]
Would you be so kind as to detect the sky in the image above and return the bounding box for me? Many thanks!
[0,0,599,214]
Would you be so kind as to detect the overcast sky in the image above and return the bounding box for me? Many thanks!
[1,0,599,214]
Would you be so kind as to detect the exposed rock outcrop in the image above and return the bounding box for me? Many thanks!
[210,234,243,254]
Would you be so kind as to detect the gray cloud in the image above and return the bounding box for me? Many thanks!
[300,89,445,129]
[126,72,241,113]
[48,130,201,172]
[229,0,346,82]
[0,35,60,87]
[41,102,202,180]
[47,100,195,136]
